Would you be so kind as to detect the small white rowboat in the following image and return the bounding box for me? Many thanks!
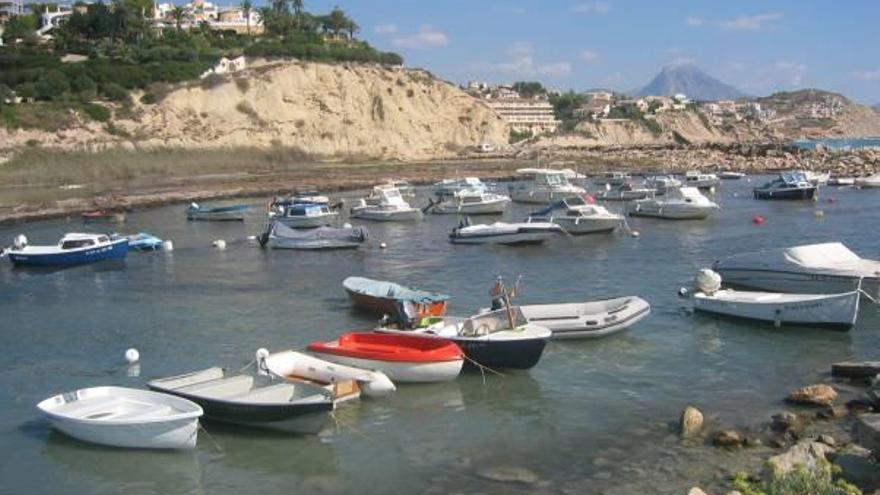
[506,296,651,339]
[693,288,860,330]
[37,386,203,449]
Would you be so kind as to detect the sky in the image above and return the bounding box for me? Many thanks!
[302,0,880,104]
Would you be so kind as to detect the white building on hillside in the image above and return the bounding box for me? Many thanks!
[200,55,247,78]
[486,97,560,134]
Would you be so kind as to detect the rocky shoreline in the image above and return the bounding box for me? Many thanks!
[0,144,878,225]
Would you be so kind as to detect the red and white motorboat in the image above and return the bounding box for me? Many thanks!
[306,333,464,383]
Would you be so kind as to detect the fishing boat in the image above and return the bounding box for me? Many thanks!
[688,269,859,330]
[718,171,746,180]
[528,195,622,234]
[186,203,249,221]
[258,222,367,250]
[268,202,339,228]
[380,179,417,199]
[596,182,653,201]
[560,168,589,187]
[593,171,631,187]
[377,306,551,369]
[509,168,586,204]
[343,276,449,318]
[306,333,464,383]
[428,190,510,215]
[350,185,422,221]
[36,386,203,449]
[449,220,565,245]
[855,174,880,189]
[6,233,128,266]
[122,233,163,251]
[753,172,817,200]
[827,176,856,186]
[683,171,720,190]
[433,177,488,197]
[510,296,652,339]
[259,349,396,399]
[628,186,719,220]
[82,210,126,223]
[645,175,683,195]
[148,367,334,434]
[712,242,880,299]
[273,191,331,205]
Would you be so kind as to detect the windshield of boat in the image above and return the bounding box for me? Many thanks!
[61,239,95,249]
[539,173,567,186]
[461,307,528,335]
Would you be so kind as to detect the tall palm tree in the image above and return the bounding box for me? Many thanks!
[170,5,187,32]
[345,18,358,40]
[240,0,252,35]
[291,0,303,16]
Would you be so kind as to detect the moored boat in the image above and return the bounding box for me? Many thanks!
[350,185,422,221]
[683,171,720,190]
[855,174,880,189]
[511,296,652,339]
[258,222,367,250]
[628,186,719,220]
[307,333,464,383]
[148,367,334,434]
[509,168,586,204]
[122,232,164,251]
[186,203,249,221]
[753,172,817,200]
[36,386,203,449]
[428,189,510,215]
[593,171,631,187]
[712,242,880,299]
[450,220,564,245]
[433,177,488,197]
[718,171,746,180]
[82,210,126,223]
[596,182,653,201]
[342,276,449,318]
[268,202,339,228]
[377,306,551,369]
[259,349,396,399]
[827,176,855,186]
[528,195,622,234]
[645,175,683,194]
[6,233,128,266]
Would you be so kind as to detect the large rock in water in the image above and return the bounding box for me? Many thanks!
[855,414,880,452]
[680,406,704,437]
[713,430,742,448]
[766,440,835,476]
[786,384,838,407]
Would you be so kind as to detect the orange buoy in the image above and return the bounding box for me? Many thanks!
[752,215,765,225]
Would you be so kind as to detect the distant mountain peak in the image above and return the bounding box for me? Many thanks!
[636,64,747,101]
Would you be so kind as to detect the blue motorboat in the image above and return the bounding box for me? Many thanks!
[5,233,128,266]
[123,233,164,251]
[186,203,249,221]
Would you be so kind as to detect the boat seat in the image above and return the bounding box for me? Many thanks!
[231,383,294,404]
[176,375,254,399]
[58,397,129,418]
[110,404,174,421]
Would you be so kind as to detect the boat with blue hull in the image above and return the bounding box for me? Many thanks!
[5,233,128,266]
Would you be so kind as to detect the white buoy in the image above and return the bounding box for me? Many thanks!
[380,242,387,249]
[162,240,174,251]
[213,239,226,249]
[631,230,640,238]
[814,210,825,218]
[678,287,689,297]
[125,348,140,364]
[343,222,352,228]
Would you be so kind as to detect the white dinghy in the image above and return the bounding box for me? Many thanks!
[509,296,651,339]
[689,269,861,331]
[258,349,396,399]
[37,386,203,449]
[713,242,880,299]
[449,220,564,245]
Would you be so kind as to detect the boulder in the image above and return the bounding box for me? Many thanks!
[833,454,880,492]
[771,411,800,432]
[856,414,880,452]
[848,398,875,415]
[713,430,743,448]
[832,361,880,380]
[786,384,838,407]
[687,487,708,495]
[680,406,704,437]
[817,405,848,420]
[766,440,835,476]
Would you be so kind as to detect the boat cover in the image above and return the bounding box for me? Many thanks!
[715,242,880,278]
[269,222,367,243]
[343,276,449,304]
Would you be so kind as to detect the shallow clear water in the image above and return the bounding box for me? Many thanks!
[1,177,879,494]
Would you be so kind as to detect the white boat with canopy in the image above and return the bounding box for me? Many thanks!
[712,242,880,299]
[433,177,488,197]
[350,185,422,221]
[528,195,622,234]
[628,186,719,219]
[429,189,510,215]
[509,168,586,204]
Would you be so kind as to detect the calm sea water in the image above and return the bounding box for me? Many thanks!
[792,136,880,150]
[1,177,879,495]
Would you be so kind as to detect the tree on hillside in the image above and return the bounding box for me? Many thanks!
[1,13,39,44]
[240,0,252,35]
[345,18,358,40]
[291,0,303,16]
[170,5,189,32]
[325,7,349,38]
[512,81,546,98]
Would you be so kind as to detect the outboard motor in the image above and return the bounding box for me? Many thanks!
[13,234,27,250]
[694,268,722,295]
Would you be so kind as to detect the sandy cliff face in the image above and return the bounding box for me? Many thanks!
[555,110,736,148]
[0,61,508,161]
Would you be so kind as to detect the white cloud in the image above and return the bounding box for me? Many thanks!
[509,41,535,58]
[670,56,695,66]
[736,60,807,94]
[774,61,806,86]
[478,41,571,78]
[537,62,572,76]
[581,50,599,63]
[686,12,783,31]
[720,12,783,30]
[374,24,397,35]
[854,69,880,81]
[571,1,610,14]
[391,25,449,49]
